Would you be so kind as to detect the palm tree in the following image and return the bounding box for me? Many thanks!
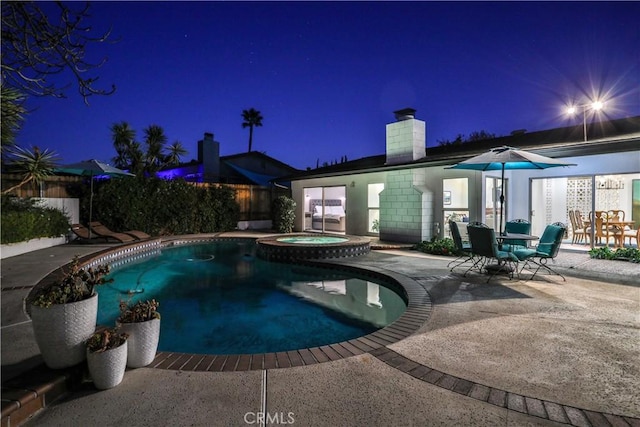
[241,108,263,152]
[1,84,27,152]
[2,146,59,195]
[110,121,136,169]
[143,125,167,174]
[165,141,187,166]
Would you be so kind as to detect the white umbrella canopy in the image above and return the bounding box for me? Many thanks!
[55,160,134,233]
[447,146,576,234]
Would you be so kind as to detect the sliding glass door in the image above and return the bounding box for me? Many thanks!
[303,186,346,234]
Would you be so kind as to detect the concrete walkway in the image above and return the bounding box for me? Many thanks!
[1,234,639,426]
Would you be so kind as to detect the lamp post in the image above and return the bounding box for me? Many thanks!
[566,101,604,141]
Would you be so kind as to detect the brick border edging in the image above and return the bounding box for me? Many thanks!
[371,347,640,427]
[1,364,84,427]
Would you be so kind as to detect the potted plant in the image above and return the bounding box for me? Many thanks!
[86,327,128,390]
[28,256,112,369]
[117,299,161,368]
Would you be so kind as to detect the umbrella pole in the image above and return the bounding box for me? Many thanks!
[89,174,94,237]
[499,164,505,235]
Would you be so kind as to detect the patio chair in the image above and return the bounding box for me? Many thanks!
[513,222,567,281]
[501,219,531,251]
[465,223,520,282]
[85,222,136,243]
[89,221,151,240]
[447,221,475,271]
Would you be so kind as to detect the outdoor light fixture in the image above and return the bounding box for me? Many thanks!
[566,100,605,141]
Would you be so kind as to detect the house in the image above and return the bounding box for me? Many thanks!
[157,132,299,186]
[280,109,640,244]
[156,132,299,228]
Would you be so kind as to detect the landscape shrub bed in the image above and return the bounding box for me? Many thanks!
[588,246,640,263]
[1,196,70,244]
[414,238,459,256]
[91,177,240,235]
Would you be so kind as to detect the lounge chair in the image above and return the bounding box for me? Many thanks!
[89,221,151,240]
[85,222,136,243]
[513,222,567,281]
[71,224,99,241]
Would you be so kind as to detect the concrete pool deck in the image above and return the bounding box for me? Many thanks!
[1,232,639,426]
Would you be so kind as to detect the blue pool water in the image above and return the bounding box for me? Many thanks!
[98,239,406,355]
[276,236,349,244]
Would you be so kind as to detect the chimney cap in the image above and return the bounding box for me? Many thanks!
[393,108,416,121]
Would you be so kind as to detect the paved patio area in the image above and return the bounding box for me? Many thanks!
[1,232,639,426]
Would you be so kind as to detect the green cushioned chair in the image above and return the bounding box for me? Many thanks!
[447,221,476,271]
[513,222,566,281]
[466,223,520,282]
[501,219,531,252]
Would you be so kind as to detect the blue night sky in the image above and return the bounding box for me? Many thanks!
[16,1,640,170]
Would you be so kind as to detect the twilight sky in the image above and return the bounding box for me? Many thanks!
[15,1,640,170]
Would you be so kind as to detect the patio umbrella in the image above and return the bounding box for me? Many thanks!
[55,160,134,234]
[447,146,575,234]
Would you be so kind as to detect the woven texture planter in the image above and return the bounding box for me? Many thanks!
[30,293,98,369]
[87,341,128,389]
[118,318,161,368]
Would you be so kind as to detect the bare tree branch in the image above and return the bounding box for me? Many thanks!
[1,1,116,105]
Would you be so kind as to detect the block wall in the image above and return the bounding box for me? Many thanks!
[379,168,434,243]
[385,119,426,165]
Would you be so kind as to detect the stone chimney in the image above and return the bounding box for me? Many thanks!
[197,132,220,182]
[385,108,426,165]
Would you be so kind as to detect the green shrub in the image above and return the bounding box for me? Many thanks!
[1,196,70,244]
[589,246,640,263]
[272,195,296,233]
[415,238,458,256]
[90,177,240,235]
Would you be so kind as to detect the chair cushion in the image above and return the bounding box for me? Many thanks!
[497,250,520,262]
[513,248,536,260]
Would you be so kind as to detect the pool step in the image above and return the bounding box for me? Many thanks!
[1,364,84,426]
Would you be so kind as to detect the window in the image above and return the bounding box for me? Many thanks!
[368,183,384,233]
[443,178,469,238]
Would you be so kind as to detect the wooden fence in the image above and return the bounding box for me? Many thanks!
[1,174,290,222]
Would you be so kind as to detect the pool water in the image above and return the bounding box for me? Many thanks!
[276,236,349,244]
[98,240,406,355]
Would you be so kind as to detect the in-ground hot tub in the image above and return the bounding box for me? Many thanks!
[256,234,370,261]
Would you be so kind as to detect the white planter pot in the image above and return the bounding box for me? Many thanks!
[30,293,98,369]
[87,341,128,389]
[118,318,161,368]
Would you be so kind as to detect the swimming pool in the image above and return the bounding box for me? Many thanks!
[97,239,407,355]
